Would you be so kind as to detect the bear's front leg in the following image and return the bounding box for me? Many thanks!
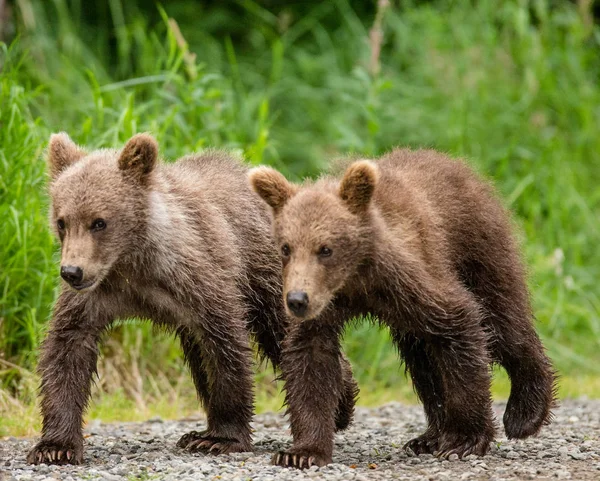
[27,291,106,465]
[273,322,344,469]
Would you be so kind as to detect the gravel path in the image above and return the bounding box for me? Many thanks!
[2,400,599,480]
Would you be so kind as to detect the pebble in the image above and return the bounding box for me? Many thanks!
[1,400,599,480]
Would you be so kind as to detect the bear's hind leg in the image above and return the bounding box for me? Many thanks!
[463,255,557,439]
[393,332,444,455]
[493,322,556,439]
[246,276,287,370]
[334,354,359,432]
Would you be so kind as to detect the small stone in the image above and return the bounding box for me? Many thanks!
[98,471,121,481]
[448,454,459,461]
[569,451,586,460]
[554,469,572,479]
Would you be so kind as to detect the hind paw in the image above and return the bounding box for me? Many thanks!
[435,431,492,459]
[503,398,552,439]
[404,430,440,455]
[177,430,251,455]
[334,394,356,432]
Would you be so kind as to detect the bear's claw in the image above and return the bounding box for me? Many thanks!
[27,440,82,465]
[177,430,251,455]
[404,431,440,455]
[435,431,491,459]
[272,450,330,469]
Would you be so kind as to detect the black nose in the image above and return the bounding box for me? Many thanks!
[61,265,83,285]
[286,291,309,316]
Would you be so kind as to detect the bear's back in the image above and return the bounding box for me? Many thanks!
[373,149,514,273]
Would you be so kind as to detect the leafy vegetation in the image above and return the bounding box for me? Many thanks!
[1,0,599,435]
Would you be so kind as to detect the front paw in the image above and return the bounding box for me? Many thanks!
[272,449,331,469]
[435,431,492,459]
[404,430,440,455]
[27,439,83,465]
[177,430,251,455]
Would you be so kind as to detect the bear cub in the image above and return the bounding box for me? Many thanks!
[250,148,556,469]
[26,133,357,465]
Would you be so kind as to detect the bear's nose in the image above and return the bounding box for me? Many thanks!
[286,291,309,317]
[61,265,84,286]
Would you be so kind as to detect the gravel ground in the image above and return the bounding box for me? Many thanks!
[1,400,599,480]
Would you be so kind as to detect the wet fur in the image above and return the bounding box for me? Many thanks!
[251,148,557,468]
[27,134,356,465]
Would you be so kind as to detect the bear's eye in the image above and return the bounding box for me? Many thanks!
[281,244,291,257]
[91,218,107,232]
[318,246,332,258]
[56,219,65,231]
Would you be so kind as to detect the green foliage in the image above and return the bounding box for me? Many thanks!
[0,43,52,367]
[1,0,599,420]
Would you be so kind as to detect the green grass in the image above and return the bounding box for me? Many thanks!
[1,0,600,435]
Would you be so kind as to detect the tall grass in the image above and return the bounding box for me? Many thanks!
[1,0,599,432]
[0,44,52,368]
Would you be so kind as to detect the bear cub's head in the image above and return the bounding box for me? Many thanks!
[249,160,378,321]
[47,132,158,292]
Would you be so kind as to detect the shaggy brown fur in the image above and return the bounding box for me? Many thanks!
[249,149,556,469]
[26,133,356,465]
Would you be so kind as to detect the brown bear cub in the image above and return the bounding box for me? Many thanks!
[27,133,358,465]
[250,148,556,469]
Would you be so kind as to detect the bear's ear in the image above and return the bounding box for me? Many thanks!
[118,133,158,182]
[47,133,87,180]
[339,160,379,214]
[248,166,297,213]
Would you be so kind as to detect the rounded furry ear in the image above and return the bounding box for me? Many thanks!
[119,133,158,182]
[339,160,379,214]
[248,166,297,213]
[47,133,86,179]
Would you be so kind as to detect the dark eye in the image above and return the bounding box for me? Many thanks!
[91,218,107,231]
[318,246,332,258]
[281,244,291,257]
[56,219,65,231]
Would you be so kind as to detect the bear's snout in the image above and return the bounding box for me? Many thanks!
[286,290,309,317]
[60,265,84,287]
